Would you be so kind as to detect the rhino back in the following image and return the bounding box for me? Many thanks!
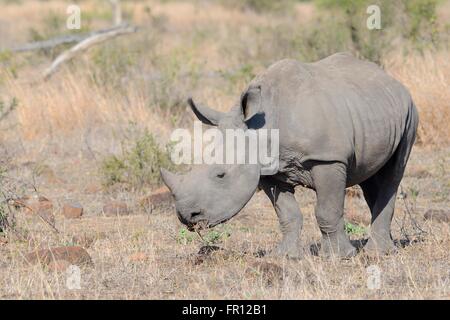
[252,53,414,186]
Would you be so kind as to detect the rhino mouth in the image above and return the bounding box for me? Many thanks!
[186,216,232,232]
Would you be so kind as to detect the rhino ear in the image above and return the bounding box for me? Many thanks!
[240,86,262,122]
[188,98,224,126]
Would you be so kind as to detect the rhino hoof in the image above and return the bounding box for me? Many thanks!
[364,238,398,256]
[269,242,303,260]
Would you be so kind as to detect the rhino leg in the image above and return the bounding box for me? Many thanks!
[360,177,398,255]
[360,129,414,255]
[260,178,303,259]
[312,163,357,258]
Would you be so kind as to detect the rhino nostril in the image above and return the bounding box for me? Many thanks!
[191,211,202,219]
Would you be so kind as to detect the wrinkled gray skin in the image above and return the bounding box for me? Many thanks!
[161,52,418,258]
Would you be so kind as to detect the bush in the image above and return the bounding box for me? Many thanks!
[90,42,137,88]
[101,131,176,189]
[344,221,367,236]
[314,0,441,62]
[218,0,295,13]
[404,0,439,47]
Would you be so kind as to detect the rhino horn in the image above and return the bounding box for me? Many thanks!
[160,168,180,193]
[188,97,224,126]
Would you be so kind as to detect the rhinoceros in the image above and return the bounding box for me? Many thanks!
[161,52,418,258]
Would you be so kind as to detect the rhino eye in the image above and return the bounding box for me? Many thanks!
[216,172,225,178]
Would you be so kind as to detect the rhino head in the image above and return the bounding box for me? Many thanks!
[161,87,266,230]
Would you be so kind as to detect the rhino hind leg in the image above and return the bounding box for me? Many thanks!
[311,163,357,258]
[260,178,303,259]
[360,176,398,255]
[360,125,416,255]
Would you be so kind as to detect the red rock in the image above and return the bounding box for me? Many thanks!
[140,186,173,211]
[47,260,71,272]
[62,203,83,219]
[23,196,55,225]
[102,201,129,216]
[25,246,92,267]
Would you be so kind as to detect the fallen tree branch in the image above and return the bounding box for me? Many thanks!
[3,24,131,53]
[43,24,137,80]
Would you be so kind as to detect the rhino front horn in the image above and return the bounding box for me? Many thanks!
[160,168,179,193]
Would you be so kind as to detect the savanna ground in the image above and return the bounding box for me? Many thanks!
[0,0,449,299]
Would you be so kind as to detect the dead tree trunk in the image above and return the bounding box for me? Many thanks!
[43,24,137,80]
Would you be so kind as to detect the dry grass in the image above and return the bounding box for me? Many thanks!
[0,147,449,299]
[0,0,449,299]
[385,50,450,145]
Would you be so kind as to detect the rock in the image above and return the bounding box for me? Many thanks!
[47,260,71,272]
[424,209,449,223]
[140,186,173,211]
[102,201,129,216]
[25,246,92,267]
[23,196,55,225]
[129,252,149,262]
[24,196,53,214]
[62,202,83,219]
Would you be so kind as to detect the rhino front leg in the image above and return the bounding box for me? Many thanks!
[311,163,357,258]
[260,178,303,259]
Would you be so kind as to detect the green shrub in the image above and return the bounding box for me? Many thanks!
[101,131,176,189]
[344,221,367,236]
[218,0,295,13]
[90,42,137,88]
[177,226,231,245]
[177,228,196,245]
[314,0,441,61]
[404,0,439,46]
[202,227,231,245]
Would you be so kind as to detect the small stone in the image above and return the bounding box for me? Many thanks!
[424,209,449,223]
[62,203,83,219]
[47,260,71,272]
[140,186,173,211]
[23,196,55,225]
[25,246,92,267]
[102,201,129,216]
